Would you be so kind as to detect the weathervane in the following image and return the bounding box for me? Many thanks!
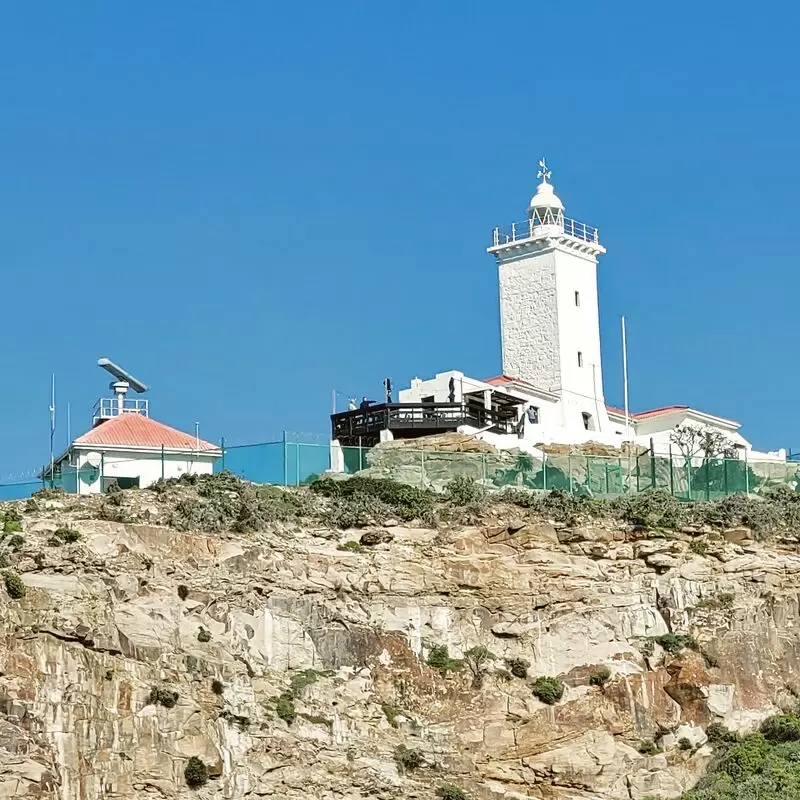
[537,158,552,184]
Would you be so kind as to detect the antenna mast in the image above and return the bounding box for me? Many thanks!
[49,374,56,482]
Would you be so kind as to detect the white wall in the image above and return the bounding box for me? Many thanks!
[72,449,217,495]
[497,246,561,391]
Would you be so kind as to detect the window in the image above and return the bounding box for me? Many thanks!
[574,291,580,306]
[527,406,540,425]
[421,395,435,404]
[577,351,583,367]
[582,412,594,431]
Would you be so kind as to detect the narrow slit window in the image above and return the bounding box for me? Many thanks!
[577,351,583,367]
[574,291,580,306]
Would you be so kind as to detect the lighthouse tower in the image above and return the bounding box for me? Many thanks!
[488,160,610,434]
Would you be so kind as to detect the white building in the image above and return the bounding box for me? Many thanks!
[44,384,221,494]
[392,160,785,462]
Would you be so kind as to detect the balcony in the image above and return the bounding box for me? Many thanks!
[491,215,600,248]
[331,402,518,447]
[92,397,149,426]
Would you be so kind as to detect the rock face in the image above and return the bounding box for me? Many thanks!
[3,497,800,799]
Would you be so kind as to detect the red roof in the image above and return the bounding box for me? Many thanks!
[606,404,689,420]
[73,414,219,452]
[485,374,541,390]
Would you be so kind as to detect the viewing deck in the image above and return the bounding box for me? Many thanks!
[490,216,600,248]
[331,402,518,447]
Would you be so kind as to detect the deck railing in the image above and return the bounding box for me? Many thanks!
[491,216,600,247]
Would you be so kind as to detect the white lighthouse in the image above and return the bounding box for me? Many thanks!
[488,159,610,435]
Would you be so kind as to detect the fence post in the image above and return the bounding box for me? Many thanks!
[568,451,573,494]
[649,438,656,489]
[101,452,105,494]
[705,458,710,501]
[420,449,425,488]
[161,445,165,481]
[745,449,750,494]
[221,437,226,472]
[295,443,300,486]
[586,456,590,492]
[282,432,288,487]
[723,458,729,496]
[481,453,486,484]
[669,445,675,497]
[605,463,610,494]
[543,452,548,491]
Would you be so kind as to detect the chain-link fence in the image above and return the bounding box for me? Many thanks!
[1,439,798,501]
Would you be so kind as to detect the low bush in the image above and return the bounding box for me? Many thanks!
[437,784,468,800]
[3,518,22,534]
[2,570,25,599]
[197,627,211,643]
[148,686,179,709]
[638,739,659,755]
[52,527,80,544]
[463,645,495,689]
[382,701,400,727]
[337,540,364,553]
[6,534,24,551]
[531,676,565,705]
[426,645,461,676]
[275,693,296,724]
[696,592,735,611]
[589,666,611,687]
[444,476,485,507]
[505,657,529,679]
[211,679,224,695]
[679,737,693,750]
[394,744,424,773]
[761,714,800,743]
[184,756,209,789]
[289,669,321,697]
[311,476,436,523]
[177,585,189,601]
[690,538,709,556]
[655,633,698,655]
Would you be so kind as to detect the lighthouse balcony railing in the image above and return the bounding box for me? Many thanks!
[92,397,149,424]
[491,216,600,247]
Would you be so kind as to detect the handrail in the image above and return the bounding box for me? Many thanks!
[491,215,600,247]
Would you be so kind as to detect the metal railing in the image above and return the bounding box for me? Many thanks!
[92,397,149,423]
[491,216,600,247]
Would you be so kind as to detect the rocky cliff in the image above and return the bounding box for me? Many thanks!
[1,477,799,800]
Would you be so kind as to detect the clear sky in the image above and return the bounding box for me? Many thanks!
[1,1,799,475]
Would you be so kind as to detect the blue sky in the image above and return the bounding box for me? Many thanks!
[1,1,798,475]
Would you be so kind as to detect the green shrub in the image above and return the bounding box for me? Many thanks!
[426,645,461,676]
[275,693,296,724]
[148,686,179,709]
[4,508,21,523]
[679,737,693,750]
[311,476,436,523]
[718,733,769,780]
[696,592,734,611]
[655,633,698,655]
[184,756,209,789]
[197,627,211,643]
[6,534,24,551]
[3,570,25,599]
[690,538,709,556]
[761,714,800,743]
[638,739,659,755]
[211,679,224,695]
[531,676,565,705]
[437,784,468,800]
[3,518,22,534]
[463,645,495,689]
[24,498,38,513]
[52,527,80,543]
[337,540,364,553]
[613,489,686,529]
[640,639,655,658]
[382,701,400,727]
[444,476,485,507]
[589,666,611,687]
[394,744,424,773]
[289,669,321,697]
[177,585,189,601]
[706,723,739,744]
[505,657,529,679]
